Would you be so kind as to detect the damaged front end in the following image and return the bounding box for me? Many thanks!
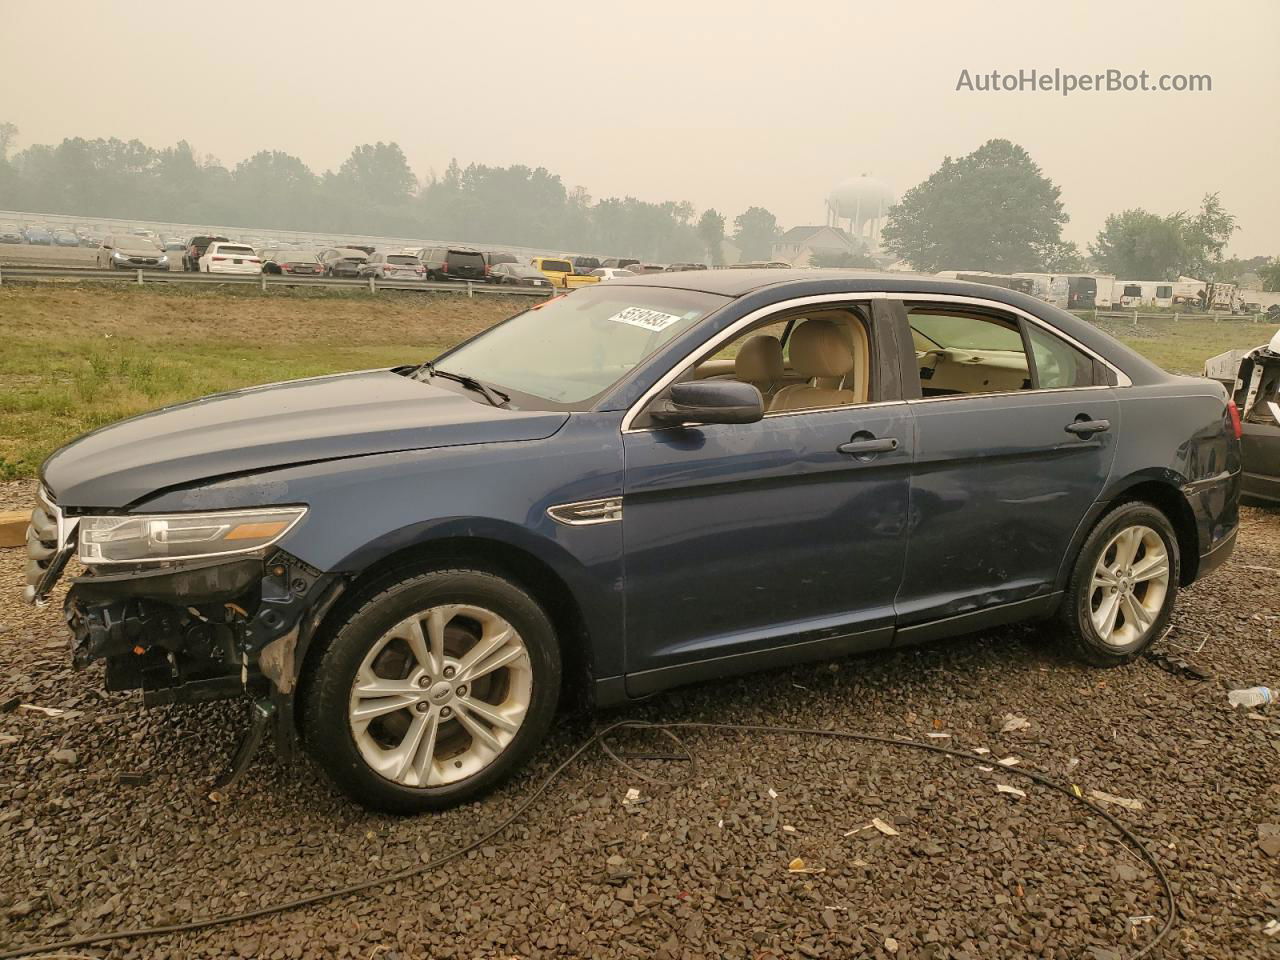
[23,491,344,752]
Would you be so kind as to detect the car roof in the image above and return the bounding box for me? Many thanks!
[608,269,1171,384]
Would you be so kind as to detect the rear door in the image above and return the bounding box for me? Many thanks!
[890,296,1120,635]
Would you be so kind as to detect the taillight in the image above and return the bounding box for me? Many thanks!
[383,265,393,273]
[415,266,424,274]
[281,264,292,272]
[212,256,226,261]
[1227,401,1242,440]
[248,258,261,264]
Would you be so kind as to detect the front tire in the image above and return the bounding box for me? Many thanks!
[1060,501,1179,666]
[301,568,561,813]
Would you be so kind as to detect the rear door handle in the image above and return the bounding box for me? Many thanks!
[838,437,899,455]
[1064,418,1111,436]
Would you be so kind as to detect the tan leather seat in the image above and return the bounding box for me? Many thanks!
[734,334,784,399]
[769,319,856,412]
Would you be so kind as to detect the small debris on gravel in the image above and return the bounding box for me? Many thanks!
[1,500,1278,959]
[48,748,77,765]
[998,713,1031,733]
[1088,789,1146,811]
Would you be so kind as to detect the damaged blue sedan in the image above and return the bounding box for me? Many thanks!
[24,271,1240,811]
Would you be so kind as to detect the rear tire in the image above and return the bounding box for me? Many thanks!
[301,568,561,813]
[1059,501,1180,666]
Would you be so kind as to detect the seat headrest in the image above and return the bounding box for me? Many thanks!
[789,319,853,378]
[734,334,784,383]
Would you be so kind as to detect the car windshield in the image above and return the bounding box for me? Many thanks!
[540,259,572,273]
[437,286,725,406]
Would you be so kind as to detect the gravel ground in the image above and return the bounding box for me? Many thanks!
[1,478,1277,960]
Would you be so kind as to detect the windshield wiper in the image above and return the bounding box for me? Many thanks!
[414,361,510,409]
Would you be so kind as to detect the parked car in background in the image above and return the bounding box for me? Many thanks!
[199,241,263,275]
[0,223,23,243]
[260,249,323,276]
[601,257,640,269]
[96,235,170,270]
[588,267,637,281]
[1206,332,1280,507]
[531,256,599,289]
[319,247,370,278]
[571,255,602,275]
[358,252,426,281]
[24,271,1240,813]
[490,263,554,288]
[421,246,487,282]
[162,237,187,252]
[664,262,707,272]
[626,263,667,275]
[53,230,80,247]
[78,233,103,248]
[184,235,229,271]
[22,226,53,245]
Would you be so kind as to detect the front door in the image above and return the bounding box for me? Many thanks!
[892,298,1119,630]
[619,300,913,696]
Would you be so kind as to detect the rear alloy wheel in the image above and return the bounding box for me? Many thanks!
[1061,502,1179,665]
[302,568,560,812]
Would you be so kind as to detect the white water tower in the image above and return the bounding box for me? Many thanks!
[826,174,895,248]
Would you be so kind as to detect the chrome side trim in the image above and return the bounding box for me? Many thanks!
[619,290,1132,433]
[547,497,623,526]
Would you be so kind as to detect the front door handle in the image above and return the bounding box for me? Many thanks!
[1064,418,1111,436]
[838,437,899,456]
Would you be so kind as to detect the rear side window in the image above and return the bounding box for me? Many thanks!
[908,306,1098,396]
[216,245,255,256]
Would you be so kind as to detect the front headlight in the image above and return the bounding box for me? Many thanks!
[77,506,306,564]
[112,250,127,260]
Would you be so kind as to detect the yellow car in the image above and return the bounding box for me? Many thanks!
[531,256,599,289]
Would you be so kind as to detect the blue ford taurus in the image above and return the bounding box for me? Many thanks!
[24,271,1241,811]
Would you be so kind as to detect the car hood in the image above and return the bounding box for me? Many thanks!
[43,369,570,508]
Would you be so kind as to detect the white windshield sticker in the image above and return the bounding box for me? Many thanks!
[607,306,685,332]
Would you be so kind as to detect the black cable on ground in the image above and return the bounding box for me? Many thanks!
[0,720,1176,960]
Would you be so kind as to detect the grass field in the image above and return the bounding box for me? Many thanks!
[0,284,522,478]
[0,284,1276,479]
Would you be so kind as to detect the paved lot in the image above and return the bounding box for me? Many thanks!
[1,479,1277,959]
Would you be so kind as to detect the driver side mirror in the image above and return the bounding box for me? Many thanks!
[650,380,764,426]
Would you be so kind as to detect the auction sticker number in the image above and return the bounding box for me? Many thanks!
[607,307,684,332]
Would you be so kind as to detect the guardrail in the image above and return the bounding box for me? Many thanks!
[0,265,556,298]
[1084,309,1278,325]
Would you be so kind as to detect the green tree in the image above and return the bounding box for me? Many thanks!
[334,142,417,207]
[1088,210,1188,279]
[696,208,725,265]
[809,248,877,269]
[1259,259,1280,293]
[0,122,17,160]
[732,206,781,261]
[1089,194,1237,280]
[881,139,1068,273]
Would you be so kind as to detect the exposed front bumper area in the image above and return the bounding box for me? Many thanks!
[62,553,338,708]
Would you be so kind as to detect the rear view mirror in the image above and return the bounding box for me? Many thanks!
[650,380,764,426]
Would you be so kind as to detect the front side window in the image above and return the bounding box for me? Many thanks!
[437,286,726,408]
[684,304,874,413]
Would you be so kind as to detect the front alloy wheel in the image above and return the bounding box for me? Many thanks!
[348,604,533,788]
[302,568,560,812]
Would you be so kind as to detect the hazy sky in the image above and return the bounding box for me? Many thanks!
[4,0,1278,254]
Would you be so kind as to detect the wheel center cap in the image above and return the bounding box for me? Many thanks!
[428,681,454,703]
